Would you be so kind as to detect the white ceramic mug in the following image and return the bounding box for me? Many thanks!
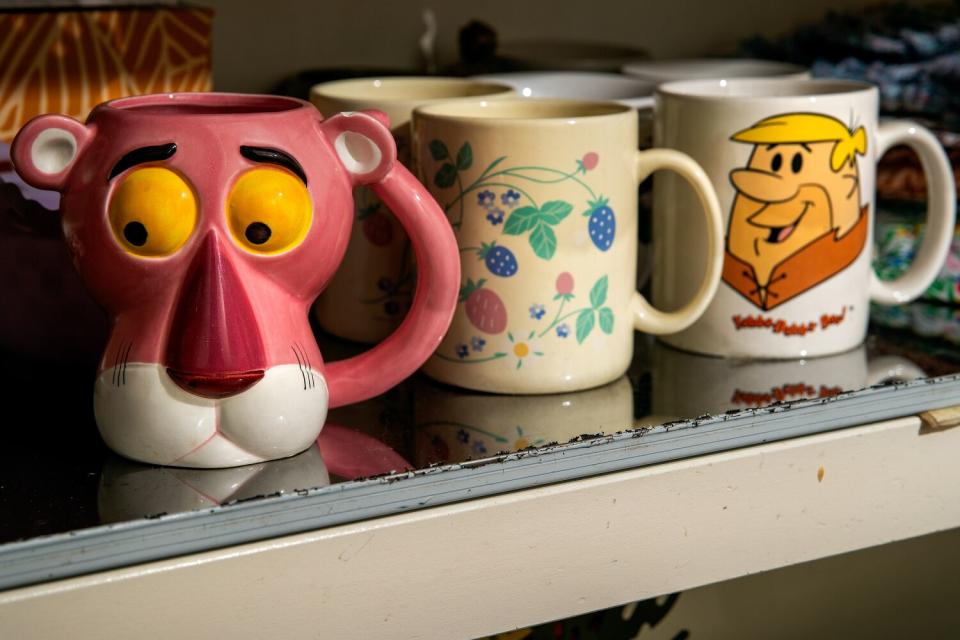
[622,58,808,84]
[310,77,514,343]
[471,71,655,109]
[652,79,957,358]
[413,99,724,394]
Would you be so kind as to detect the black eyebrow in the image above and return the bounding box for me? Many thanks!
[109,143,177,180]
[766,143,812,152]
[240,146,307,185]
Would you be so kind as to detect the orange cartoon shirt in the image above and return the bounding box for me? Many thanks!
[723,113,869,311]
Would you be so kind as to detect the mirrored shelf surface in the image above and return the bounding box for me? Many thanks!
[2,309,959,590]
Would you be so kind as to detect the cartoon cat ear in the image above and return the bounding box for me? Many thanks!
[319,110,396,186]
[11,115,94,192]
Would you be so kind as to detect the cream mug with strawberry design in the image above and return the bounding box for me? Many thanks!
[413,99,725,393]
[311,78,514,343]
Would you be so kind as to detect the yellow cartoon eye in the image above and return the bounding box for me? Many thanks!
[227,168,312,254]
[109,167,197,257]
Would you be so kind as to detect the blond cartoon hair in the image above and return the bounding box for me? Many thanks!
[732,113,867,172]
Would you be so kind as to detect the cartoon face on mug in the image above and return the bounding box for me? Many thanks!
[722,113,869,310]
[11,103,401,468]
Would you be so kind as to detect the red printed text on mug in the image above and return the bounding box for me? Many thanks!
[731,305,849,337]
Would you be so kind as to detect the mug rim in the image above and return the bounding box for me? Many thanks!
[413,98,634,124]
[310,76,515,104]
[656,78,877,101]
[623,57,808,80]
[469,71,655,109]
[103,92,311,116]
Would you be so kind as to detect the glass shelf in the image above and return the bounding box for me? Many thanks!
[2,307,959,591]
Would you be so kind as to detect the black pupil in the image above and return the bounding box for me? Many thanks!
[245,222,272,245]
[791,153,803,173]
[123,221,148,246]
[771,153,782,172]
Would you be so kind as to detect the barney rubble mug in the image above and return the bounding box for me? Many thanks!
[413,99,724,394]
[653,79,956,358]
[11,93,459,468]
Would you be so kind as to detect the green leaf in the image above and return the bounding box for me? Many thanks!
[529,222,557,260]
[434,163,457,188]
[456,142,473,170]
[575,309,595,344]
[589,275,608,308]
[598,307,614,334]
[503,206,540,235]
[538,200,573,225]
[429,140,449,161]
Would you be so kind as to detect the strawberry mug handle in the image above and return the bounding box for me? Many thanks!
[631,149,725,334]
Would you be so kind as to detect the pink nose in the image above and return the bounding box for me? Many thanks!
[166,233,266,399]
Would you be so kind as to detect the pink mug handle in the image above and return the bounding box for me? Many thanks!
[325,163,460,407]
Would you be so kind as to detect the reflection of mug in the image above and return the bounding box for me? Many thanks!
[98,424,412,522]
[653,79,956,358]
[649,343,926,419]
[414,99,724,394]
[98,443,330,523]
[310,78,513,343]
[413,376,633,466]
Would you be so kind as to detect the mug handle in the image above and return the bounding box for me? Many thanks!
[631,149,725,334]
[326,163,460,407]
[870,121,957,305]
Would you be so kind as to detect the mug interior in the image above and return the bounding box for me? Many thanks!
[311,77,514,102]
[415,98,632,121]
[108,93,304,115]
[657,78,874,100]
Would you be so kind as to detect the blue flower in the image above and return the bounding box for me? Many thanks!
[471,336,486,352]
[529,303,546,320]
[456,344,470,359]
[501,189,520,207]
[477,190,496,207]
[457,429,469,443]
[556,323,570,338]
[486,207,504,226]
[472,440,487,455]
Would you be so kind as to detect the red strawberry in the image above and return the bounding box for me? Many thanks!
[460,279,507,334]
[362,211,394,246]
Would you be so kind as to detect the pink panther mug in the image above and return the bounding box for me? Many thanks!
[12,93,460,468]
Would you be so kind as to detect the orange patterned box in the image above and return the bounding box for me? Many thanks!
[0,6,213,142]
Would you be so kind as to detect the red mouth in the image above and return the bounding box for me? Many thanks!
[167,369,265,399]
[766,223,797,243]
[752,201,810,245]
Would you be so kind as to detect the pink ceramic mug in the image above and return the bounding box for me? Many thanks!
[12,92,459,468]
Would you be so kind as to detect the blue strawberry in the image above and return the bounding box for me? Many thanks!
[478,242,518,277]
[585,197,615,251]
